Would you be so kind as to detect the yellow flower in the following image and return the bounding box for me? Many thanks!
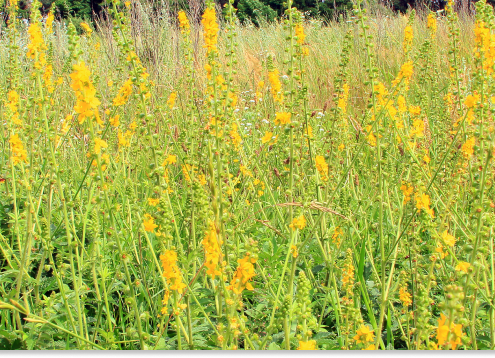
[363,344,376,350]
[297,340,317,350]
[80,22,93,36]
[295,24,305,44]
[289,215,306,231]
[338,83,350,114]
[205,63,212,80]
[342,249,355,289]
[229,123,242,151]
[305,125,313,138]
[465,94,480,108]
[113,78,133,107]
[118,131,131,148]
[290,245,298,258]
[409,105,421,116]
[365,125,377,147]
[143,214,158,233]
[331,227,343,245]
[427,13,437,37]
[163,154,177,166]
[178,10,190,33]
[399,286,412,307]
[354,325,375,344]
[274,112,291,125]
[315,155,329,182]
[392,61,414,87]
[45,11,54,33]
[6,90,20,114]
[436,243,448,259]
[455,261,470,273]
[228,254,257,294]
[160,250,186,293]
[398,95,407,113]
[167,92,177,109]
[148,198,160,206]
[94,138,108,154]
[436,313,464,350]
[415,193,434,217]
[461,137,475,159]
[203,221,222,279]
[27,22,47,69]
[441,230,456,247]
[9,134,28,165]
[403,25,413,53]
[109,115,120,127]
[409,118,425,138]
[202,7,219,53]
[261,131,273,144]
[70,61,100,124]
[268,69,283,102]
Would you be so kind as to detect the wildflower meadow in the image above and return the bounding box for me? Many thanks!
[0,0,494,350]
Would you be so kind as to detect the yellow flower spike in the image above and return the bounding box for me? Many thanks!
[392,61,414,87]
[229,123,242,151]
[80,22,93,36]
[315,155,329,182]
[295,24,305,45]
[9,134,28,165]
[70,61,101,124]
[461,137,475,159]
[167,92,177,109]
[403,25,413,53]
[203,221,221,279]
[113,78,133,107]
[45,11,54,33]
[268,68,283,102]
[178,10,190,33]
[399,286,412,307]
[427,13,437,37]
[160,250,186,293]
[201,7,219,53]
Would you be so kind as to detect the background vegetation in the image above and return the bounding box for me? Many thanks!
[1,0,494,351]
